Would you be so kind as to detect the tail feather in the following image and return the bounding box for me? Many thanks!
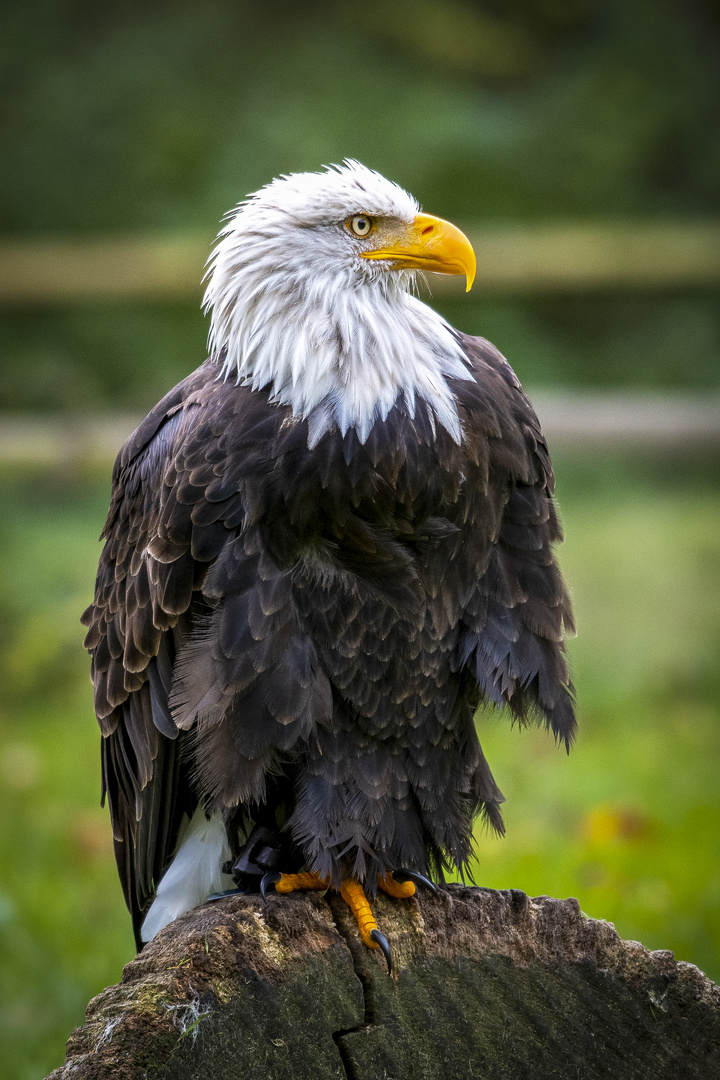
[140,807,233,942]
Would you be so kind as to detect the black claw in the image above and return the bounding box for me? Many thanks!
[207,887,244,902]
[260,871,281,900]
[370,929,392,973]
[393,868,439,895]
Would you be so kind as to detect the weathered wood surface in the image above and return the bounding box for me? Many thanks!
[47,886,720,1080]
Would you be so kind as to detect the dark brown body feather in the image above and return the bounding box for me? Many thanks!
[82,334,575,943]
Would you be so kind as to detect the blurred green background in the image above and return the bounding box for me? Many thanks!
[0,1,719,1077]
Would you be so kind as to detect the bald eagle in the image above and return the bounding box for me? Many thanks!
[82,161,575,964]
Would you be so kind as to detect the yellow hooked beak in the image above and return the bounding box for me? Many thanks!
[361,213,476,292]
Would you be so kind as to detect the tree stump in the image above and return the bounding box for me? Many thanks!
[47,885,720,1079]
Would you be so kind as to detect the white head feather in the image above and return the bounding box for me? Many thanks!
[203,160,472,446]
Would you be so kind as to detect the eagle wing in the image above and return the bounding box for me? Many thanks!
[82,361,331,944]
[456,334,576,749]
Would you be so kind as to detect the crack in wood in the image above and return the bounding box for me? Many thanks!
[326,893,380,1079]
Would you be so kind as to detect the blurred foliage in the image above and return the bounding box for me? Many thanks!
[0,460,719,1078]
[2,0,718,229]
[0,473,135,1080]
[0,0,719,411]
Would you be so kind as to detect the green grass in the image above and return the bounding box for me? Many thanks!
[0,459,718,1079]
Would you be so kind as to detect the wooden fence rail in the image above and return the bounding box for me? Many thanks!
[1,221,719,304]
[1,393,718,465]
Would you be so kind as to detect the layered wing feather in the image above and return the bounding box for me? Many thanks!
[455,334,576,749]
[82,362,331,941]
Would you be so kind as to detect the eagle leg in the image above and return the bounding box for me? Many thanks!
[274,870,329,894]
[260,871,281,899]
[378,870,416,899]
[340,878,392,973]
[229,823,300,892]
[260,869,330,898]
[261,871,392,970]
[385,868,439,896]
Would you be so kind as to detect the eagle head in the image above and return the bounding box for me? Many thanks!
[203,161,477,445]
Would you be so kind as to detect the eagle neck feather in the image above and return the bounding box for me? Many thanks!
[205,245,472,447]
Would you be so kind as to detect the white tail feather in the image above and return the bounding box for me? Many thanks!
[141,809,234,942]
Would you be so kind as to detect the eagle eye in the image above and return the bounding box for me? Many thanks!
[347,215,373,237]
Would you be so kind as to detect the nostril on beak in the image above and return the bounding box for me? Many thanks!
[421,225,434,236]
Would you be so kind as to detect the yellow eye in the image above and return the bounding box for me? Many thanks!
[348,215,373,237]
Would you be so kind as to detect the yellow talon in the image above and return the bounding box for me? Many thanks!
[340,878,380,949]
[378,871,416,899]
[266,870,392,968]
[274,871,329,894]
